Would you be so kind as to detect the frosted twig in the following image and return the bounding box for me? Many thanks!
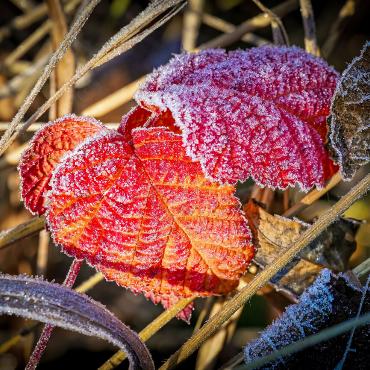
[299,0,320,56]
[159,173,370,370]
[200,0,297,49]
[322,0,358,58]
[25,259,83,370]
[182,0,204,51]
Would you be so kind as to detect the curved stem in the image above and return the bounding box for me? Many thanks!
[25,259,83,370]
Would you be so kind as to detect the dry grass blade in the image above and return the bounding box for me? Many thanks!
[0,0,101,156]
[282,173,342,217]
[0,216,45,250]
[99,297,195,370]
[299,0,319,56]
[47,0,75,115]
[199,0,297,49]
[36,230,49,276]
[0,0,185,156]
[195,298,243,370]
[182,0,204,51]
[159,173,370,370]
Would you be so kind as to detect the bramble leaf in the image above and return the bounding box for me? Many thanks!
[329,41,370,180]
[136,46,339,190]
[0,274,154,370]
[19,114,106,215]
[46,126,254,317]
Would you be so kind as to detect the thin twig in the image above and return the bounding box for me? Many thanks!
[25,259,83,370]
[299,0,320,56]
[159,173,370,370]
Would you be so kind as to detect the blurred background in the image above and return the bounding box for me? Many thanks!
[0,1,369,369]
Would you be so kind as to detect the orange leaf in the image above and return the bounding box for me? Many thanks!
[19,115,106,215]
[46,127,253,315]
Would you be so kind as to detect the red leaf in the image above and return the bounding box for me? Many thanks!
[136,46,339,190]
[19,115,106,215]
[46,127,253,314]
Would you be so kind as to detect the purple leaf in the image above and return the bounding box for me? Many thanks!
[0,274,154,370]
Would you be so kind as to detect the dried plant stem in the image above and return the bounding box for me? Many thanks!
[0,122,119,132]
[182,0,204,51]
[25,259,83,370]
[47,0,76,116]
[0,216,45,250]
[0,0,101,156]
[36,230,49,276]
[322,0,357,58]
[200,0,297,49]
[99,297,194,370]
[159,173,370,370]
[202,13,270,46]
[282,172,342,217]
[299,0,319,56]
[0,0,184,156]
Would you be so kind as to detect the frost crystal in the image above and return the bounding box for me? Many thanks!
[136,46,339,190]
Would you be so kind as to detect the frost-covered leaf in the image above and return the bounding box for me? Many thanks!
[136,46,339,190]
[0,274,154,370]
[244,270,370,369]
[19,115,106,215]
[244,201,356,296]
[329,41,370,180]
[46,127,253,319]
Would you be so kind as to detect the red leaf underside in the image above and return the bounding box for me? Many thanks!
[136,46,339,190]
[19,115,106,215]
[46,127,253,316]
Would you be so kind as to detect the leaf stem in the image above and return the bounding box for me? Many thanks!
[159,173,370,370]
[25,259,83,370]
